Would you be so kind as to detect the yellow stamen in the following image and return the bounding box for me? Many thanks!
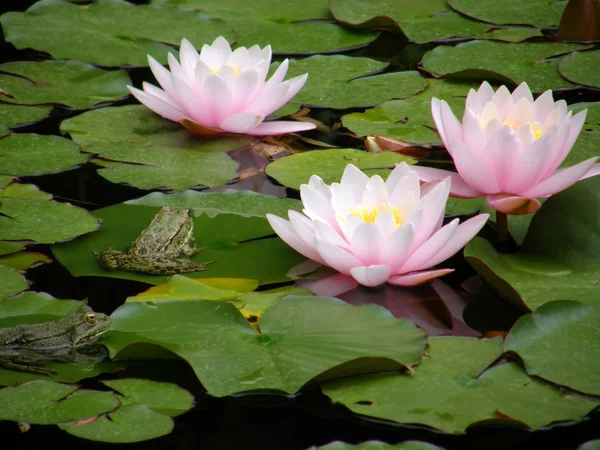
[348,203,407,227]
[211,66,220,74]
[232,66,241,76]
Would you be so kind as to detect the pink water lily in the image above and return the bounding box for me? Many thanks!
[128,37,316,137]
[267,163,489,288]
[413,81,599,215]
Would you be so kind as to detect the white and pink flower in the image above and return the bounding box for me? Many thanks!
[413,81,599,215]
[128,37,315,136]
[267,163,489,288]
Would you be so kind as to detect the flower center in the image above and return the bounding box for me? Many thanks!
[479,118,544,140]
[349,203,406,227]
[212,66,241,76]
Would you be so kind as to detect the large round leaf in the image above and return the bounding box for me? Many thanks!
[504,300,600,396]
[0,0,233,67]
[61,105,251,190]
[566,102,600,169]
[101,379,194,417]
[0,134,87,177]
[0,60,130,109]
[0,184,100,243]
[559,50,600,89]
[322,337,599,434]
[152,0,377,54]
[0,265,28,300]
[103,297,427,397]
[51,194,305,285]
[0,291,80,327]
[266,149,415,189]
[0,380,119,425]
[329,0,489,43]
[342,79,477,145]
[60,403,174,443]
[275,56,427,110]
[465,176,600,311]
[0,104,52,135]
[446,0,566,28]
[421,41,584,93]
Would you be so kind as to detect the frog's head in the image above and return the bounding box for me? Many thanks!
[95,249,123,270]
[72,306,112,346]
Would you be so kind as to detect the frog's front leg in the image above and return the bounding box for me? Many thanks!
[182,238,203,256]
[147,257,209,275]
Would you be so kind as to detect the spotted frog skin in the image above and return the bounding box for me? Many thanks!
[97,206,208,275]
[0,306,111,375]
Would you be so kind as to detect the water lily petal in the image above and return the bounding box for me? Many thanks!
[316,240,362,275]
[266,214,324,264]
[401,219,459,272]
[247,121,316,136]
[296,273,358,297]
[219,113,264,134]
[350,223,386,266]
[486,194,540,215]
[411,166,483,198]
[350,265,391,287]
[127,86,186,122]
[521,157,599,198]
[388,269,454,286]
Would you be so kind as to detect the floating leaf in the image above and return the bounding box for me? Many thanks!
[504,300,600,396]
[0,104,52,132]
[103,297,427,397]
[0,380,119,424]
[0,265,28,300]
[0,134,87,177]
[266,149,415,190]
[129,276,260,303]
[0,292,81,327]
[0,0,233,67]
[580,441,600,450]
[329,0,489,43]
[275,56,427,110]
[559,51,600,89]
[51,200,305,285]
[60,403,174,443]
[421,41,584,93]
[322,337,599,434]
[128,189,302,219]
[465,176,600,311]
[446,0,566,28]
[153,0,377,54]
[0,184,100,243]
[342,79,477,145]
[0,60,130,109]
[61,105,250,191]
[0,251,52,270]
[0,243,25,256]
[101,379,194,417]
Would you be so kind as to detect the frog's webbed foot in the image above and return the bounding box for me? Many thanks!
[182,241,204,256]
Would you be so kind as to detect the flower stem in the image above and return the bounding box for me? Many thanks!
[495,212,509,242]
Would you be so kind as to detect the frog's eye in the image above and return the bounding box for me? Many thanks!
[85,312,97,325]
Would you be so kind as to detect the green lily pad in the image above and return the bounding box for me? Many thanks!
[342,79,477,145]
[0,380,119,424]
[128,276,260,303]
[0,184,100,243]
[0,251,52,271]
[322,337,599,434]
[103,297,427,397]
[0,104,52,131]
[0,134,87,177]
[580,441,600,450]
[0,0,233,67]
[0,177,14,189]
[566,102,600,169]
[0,60,130,109]
[60,403,174,443]
[421,41,584,93]
[0,292,81,327]
[446,0,566,28]
[504,300,600,396]
[276,56,427,110]
[152,0,377,54]
[311,442,444,450]
[61,105,250,191]
[329,0,489,43]
[0,243,26,256]
[465,176,600,311]
[0,265,28,300]
[559,51,600,89]
[127,188,302,218]
[445,197,486,217]
[51,200,306,285]
[266,149,415,190]
[101,379,194,417]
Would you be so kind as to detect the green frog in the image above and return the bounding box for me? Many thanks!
[0,306,112,375]
[96,206,208,275]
